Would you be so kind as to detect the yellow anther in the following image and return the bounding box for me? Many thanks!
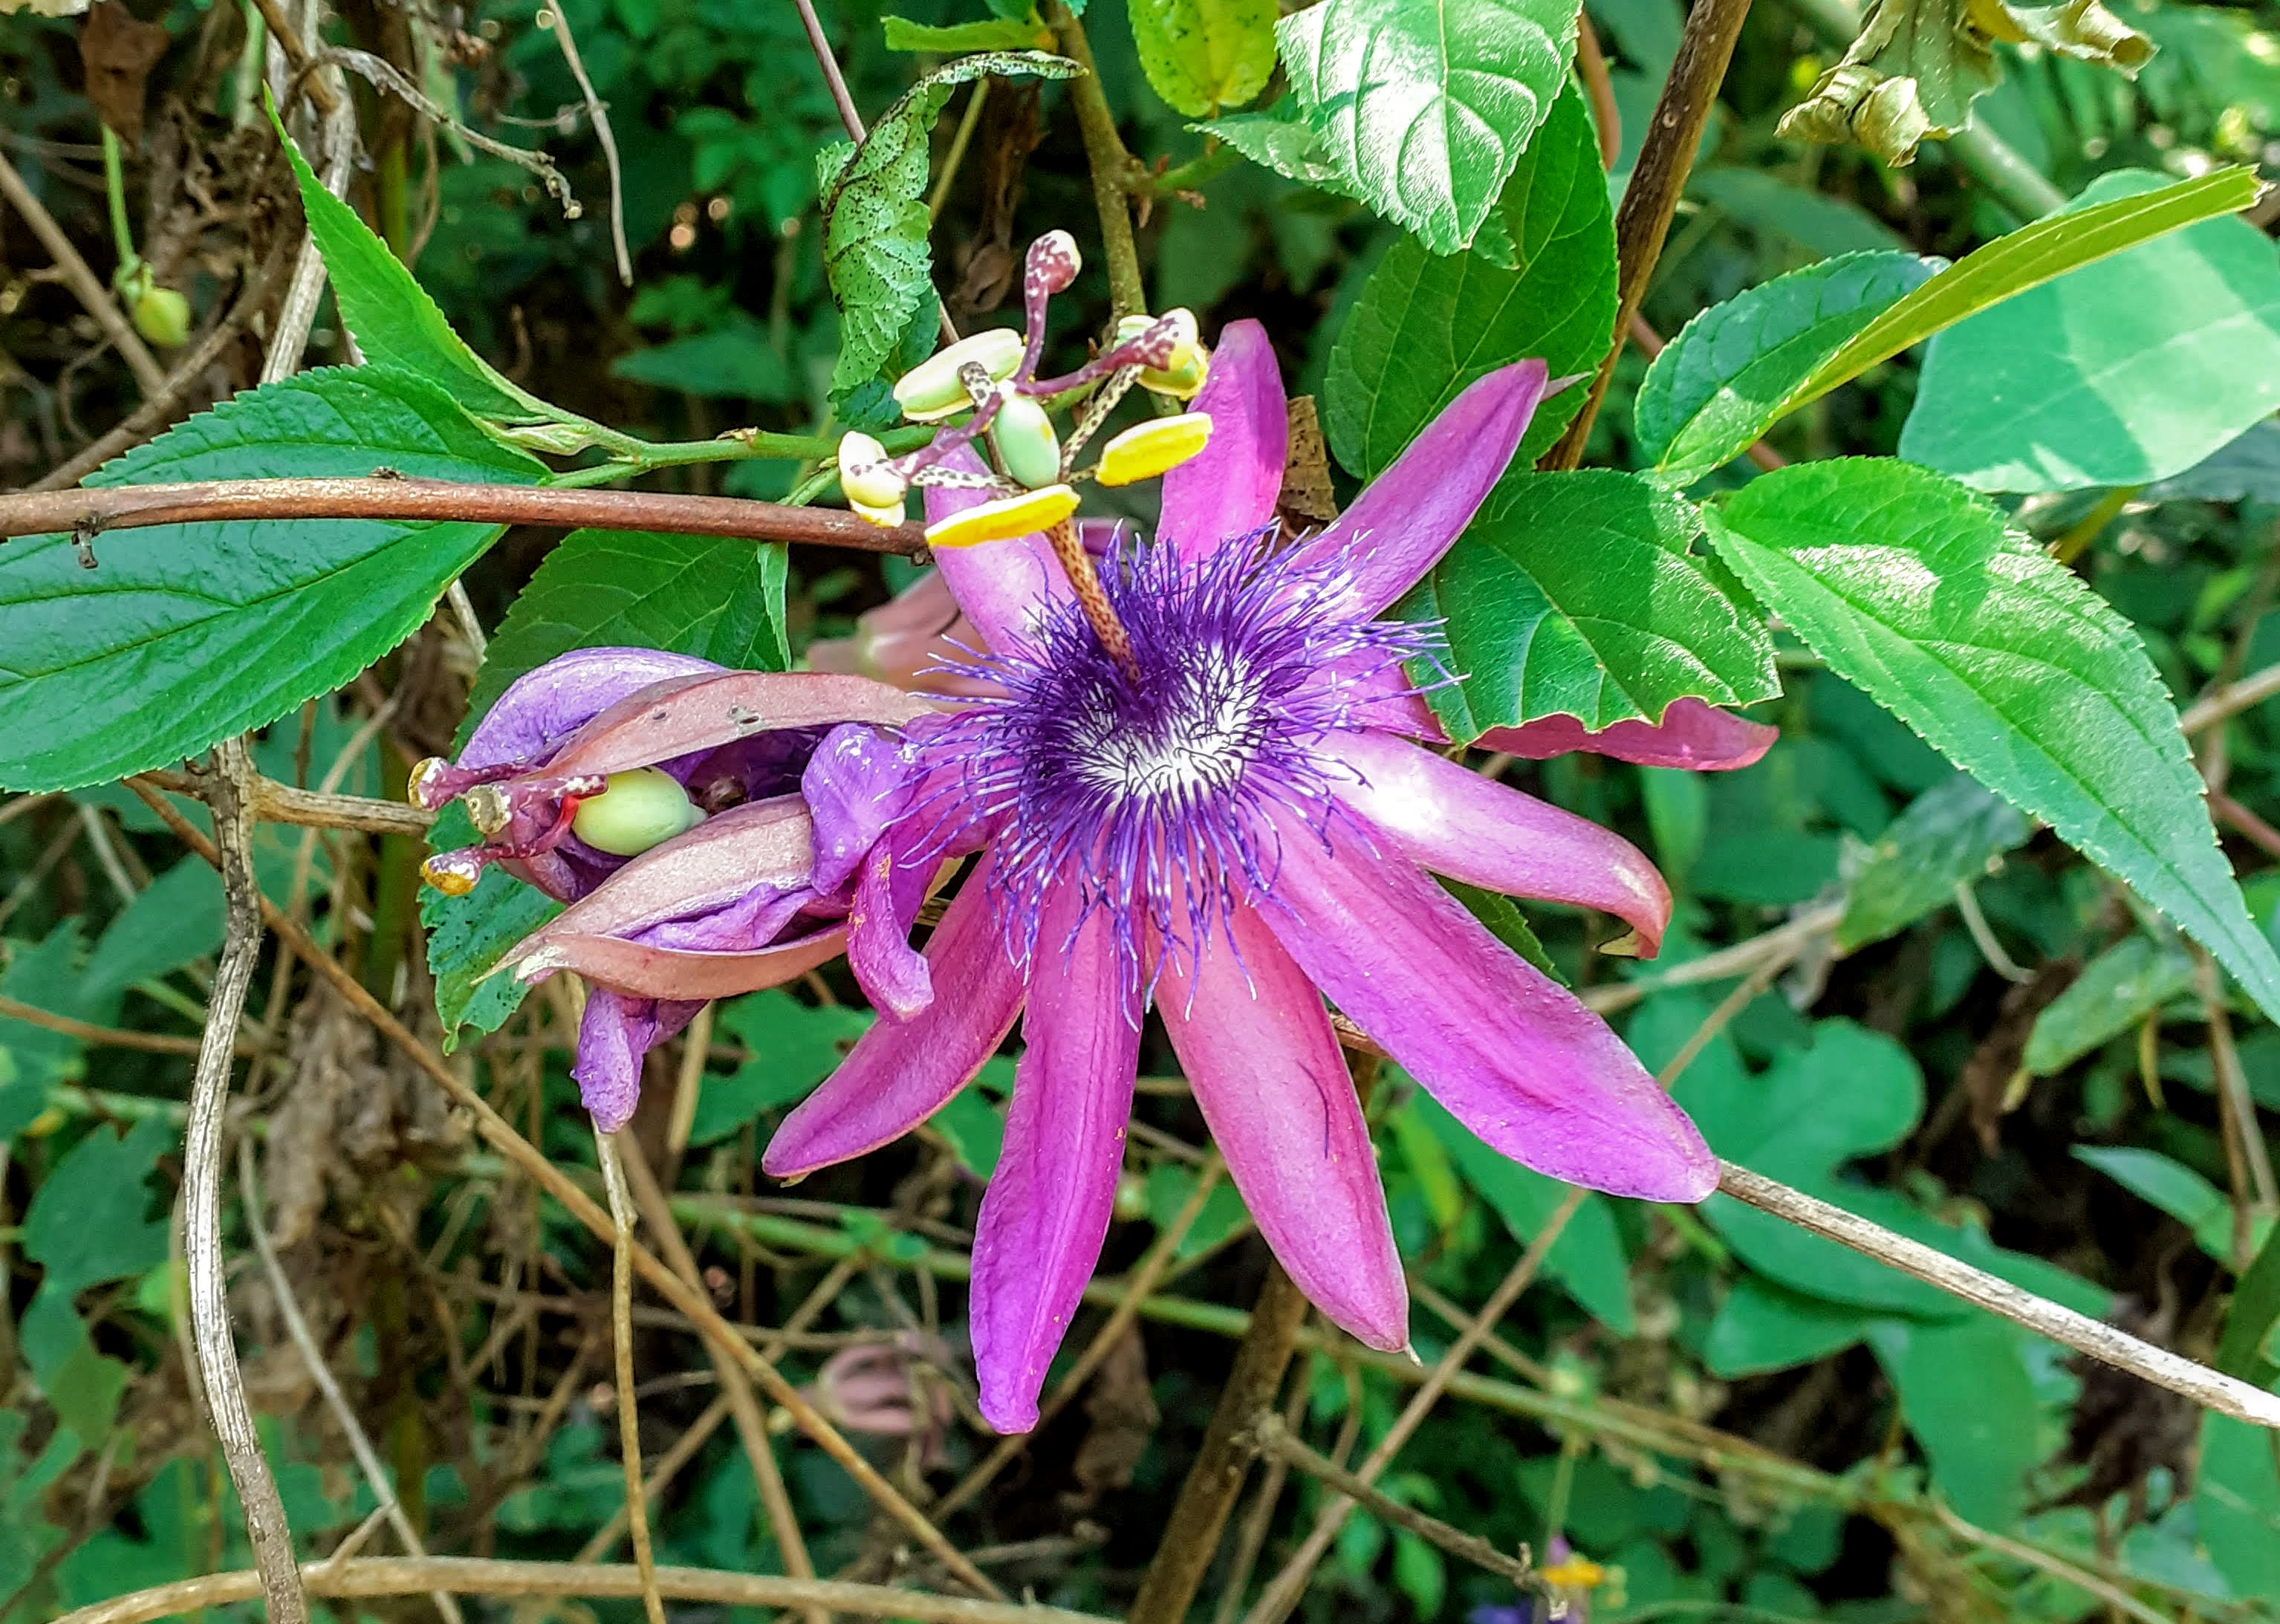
[1097,412,1214,486]
[1141,341,1211,399]
[1540,1557,1607,1590]
[924,484,1080,550]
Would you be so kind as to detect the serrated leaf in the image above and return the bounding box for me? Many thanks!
[1634,250,1936,487]
[1836,773,2032,951]
[883,14,1054,51]
[1276,0,1573,254]
[1776,167,2261,420]
[423,802,562,1048]
[1902,169,2280,493]
[1325,88,1614,478]
[0,366,541,792]
[1702,458,2280,1025]
[2146,421,2280,504]
[821,51,1076,395]
[466,529,795,727]
[2023,932,2195,1076]
[274,111,555,427]
[1404,470,1779,742]
[1194,108,1351,191]
[1131,0,1277,117]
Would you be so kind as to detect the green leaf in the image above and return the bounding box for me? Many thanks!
[2198,1413,2280,1599]
[2024,932,2195,1076]
[2217,1223,2280,1386]
[21,1118,172,1297]
[883,14,1055,51]
[932,1086,1006,1178]
[1702,458,2280,1024]
[1836,773,2032,952]
[1195,108,1350,192]
[1686,168,1907,258]
[608,322,797,402]
[1902,170,2280,493]
[821,51,1076,395]
[1866,1314,2042,1530]
[2146,421,2280,504]
[82,858,226,998]
[2074,1146,2238,1261]
[422,803,562,1050]
[1276,0,1574,254]
[1404,470,1779,741]
[0,366,541,792]
[1325,88,1614,478]
[1441,879,1561,982]
[1143,1163,1253,1258]
[467,529,796,727]
[1632,250,1935,487]
[1412,1091,1636,1333]
[0,924,116,1103]
[1776,167,2261,420]
[1130,0,1276,116]
[1704,1275,1871,1376]
[273,110,554,427]
[688,991,873,1146]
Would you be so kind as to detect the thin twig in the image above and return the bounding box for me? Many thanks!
[240,1142,464,1624]
[0,992,264,1059]
[2182,658,2280,734]
[574,1394,732,1563]
[929,79,990,220]
[594,1128,668,1624]
[127,779,1005,1602]
[540,3,630,284]
[135,769,432,837]
[0,150,166,396]
[245,0,344,117]
[1715,1160,2280,1427]
[50,1557,1115,1624]
[181,742,309,1623]
[1544,0,1757,469]
[0,475,928,553]
[1954,883,2033,984]
[2194,947,2279,1243]
[1239,1191,1588,1624]
[1575,14,1621,168]
[1928,1500,2175,1624]
[1210,1347,1316,1624]
[264,91,359,382]
[1245,1413,1539,1592]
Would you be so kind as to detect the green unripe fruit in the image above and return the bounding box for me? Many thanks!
[892,328,1025,422]
[131,286,191,348]
[988,391,1062,490]
[570,767,704,857]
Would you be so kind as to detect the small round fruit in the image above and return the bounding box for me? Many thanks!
[131,286,192,348]
[570,767,705,857]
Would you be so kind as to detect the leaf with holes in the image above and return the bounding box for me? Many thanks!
[1702,458,2280,1025]
[0,366,542,792]
[1403,470,1778,741]
[1325,88,1614,478]
[1276,0,1574,254]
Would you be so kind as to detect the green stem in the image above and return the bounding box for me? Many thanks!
[1144,143,1241,199]
[1045,0,1149,321]
[551,425,933,489]
[100,126,139,283]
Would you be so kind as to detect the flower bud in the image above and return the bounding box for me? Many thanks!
[1027,230,1081,295]
[925,483,1080,550]
[1142,340,1210,399]
[130,285,191,348]
[988,390,1063,490]
[569,767,705,857]
[837,431,908,515]
[892,328,1025,422]
[1097,412,1214,486]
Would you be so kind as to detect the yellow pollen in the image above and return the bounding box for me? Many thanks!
[925,484,1080,549]
[1541,1557,1606,1589]
[1098,413,1214,487]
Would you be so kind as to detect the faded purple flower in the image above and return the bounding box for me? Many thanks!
[764,322,1717,1433]
[415,650,930,1128]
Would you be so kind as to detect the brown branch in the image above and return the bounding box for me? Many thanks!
[0,476,929,553]
[181,743,309,1623]
[137,770,433,837]
[0,992,266,1059]
[244,0,345,117]
[594,1128,668,1624]
[51,1557,1115,1624]
[2183,658,2280,735]
[123,780,1006,1602]
[1544,0,1758,469]
[1575,15,1621,169]
[0,149,167,397]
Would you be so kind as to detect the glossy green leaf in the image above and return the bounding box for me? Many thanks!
[1702,458,2280,1025]
[1903,170,2280,492]
[1325,88,1614,478]
[467,529,794,727]
[1276,0,1574,254]
[1404,470,1779,741]
[2023,932,2195,1075]
[1632,250,1935,487]
[883,14,1054,51]
[1865,1315,2042,1530]
[275,111,554,427]
[2146,421,2280,504]
[1836,773,2032,951]
[2199,1413,2280,1599]
[1130,0,1277,117]
[1780,166,2260,420]
[422,803,562,1050]
[0,366,540,792]
[1412,1092,1635,1333]
[2074,1146,2238,1261]
[821,51,1076,395]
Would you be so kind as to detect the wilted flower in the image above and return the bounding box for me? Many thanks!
[413,648,929,1127]
[802,1334,960,1468]
[765,319,1718,1432]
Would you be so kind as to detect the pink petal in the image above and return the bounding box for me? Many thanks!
[1322,730,1671,957]
[1159,319,1287,564]
[970,879,1141,1432]
[763,858,1027,1177]
[1258,809,1716,1203]
[574,987,703,1130]
[548,671,931,780]
[510,796,816,948]
[462,647,723,770]
[806,571,1004,699]
[1281,361,1550,620]
[1157,902,1407,1350]
[1478,698,1777,771]
[923,446,1072,653]
[848,841,933,1019]
[531,923,848,1002]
